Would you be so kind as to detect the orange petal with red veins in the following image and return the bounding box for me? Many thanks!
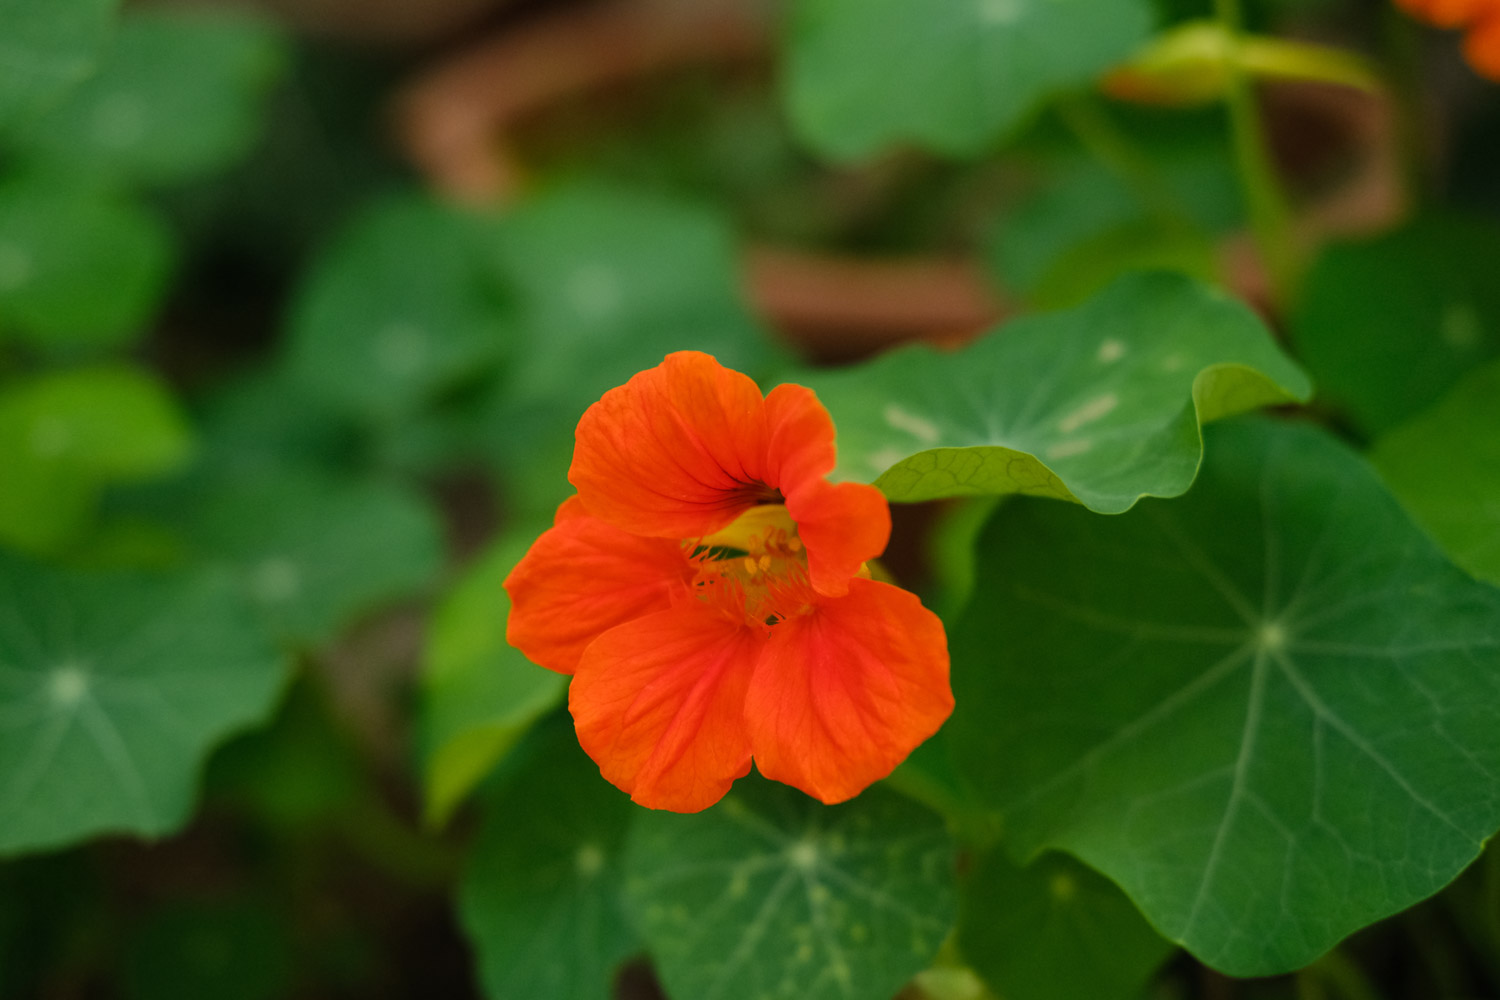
[504,505,695,675]
[570,351,773,540]
[763,382,838,493]
[787,479,891,597]
[746,578,952,804]
[570,605,761,811]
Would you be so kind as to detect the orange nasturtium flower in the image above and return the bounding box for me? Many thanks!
[504,352,953,812]
[1395,0,1500,80]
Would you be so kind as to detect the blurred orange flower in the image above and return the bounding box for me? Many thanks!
[1395,0,1500,79]
[505,352,953,812]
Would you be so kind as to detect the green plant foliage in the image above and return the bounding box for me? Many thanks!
[958,849,1175,1000]
[802,273,1311,509]
[623,779,956,1000]
[1371,360,1500,585]
[783,0,1154,160]
[180,469,445,646]
[0,0,117,133]
[0,175,173,348]
[459,721,637,1000]
[0,366,191,553]
[122,899,295,1000]
[420,528,567,826]
[12,8,285,187]
[0,553,289,855]
[948,418,1500,975]
[1292,217,1500,435]
[286,195,514,422]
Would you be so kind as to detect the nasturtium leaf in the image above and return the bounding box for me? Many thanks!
[1292,216,1500,435]
[958,849,1174,1000]
[0,366,191,553]
[459,720,637,1000]
[181,469,444,647]
[0,175,173,348]
[287,195,513,421]
[12,8,284,187]
[1371,360,1500,585]
[0,552,289,855]
[802,272,1311,509]
[624,778,956,1000]
[420,527,566,826]
[0,0,117,134]
[948,418,1500,975]
[782,0,1155,160]
[494,182,778,411]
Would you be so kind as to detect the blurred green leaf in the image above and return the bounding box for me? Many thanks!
[802,272,1311,509]
[286,194,513,421]
[1371,360,1500,585]
[783,0,1154,160]
[123,899,295,1000]
[948,418,1500,974]
[13,8,284,187]
[0,175,173,348]
[624,778,956,1000]
[0,0,117,134]
[0,366,191,553]
[959,849,1175,1000]
[459,719,637,1000]
[0,553,289,856]
[420,526,566,827]
[182,469,444,647]
[1292,217,1500,435]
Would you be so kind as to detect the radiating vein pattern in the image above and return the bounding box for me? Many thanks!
[950,418,1500,975]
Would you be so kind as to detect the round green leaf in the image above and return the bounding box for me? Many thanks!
[802,272,1311,509]
[420,527,566,827]
[958,850,1175,1000]
[0,0,117,134]
[624,779,956,1000]
[459,720,638,1000]
[0,176,173,348]
[783,0,1154,160]
[948,418,1500,974]
[286,195,513,421]
[182,469,445,647]
[1371,360,1500,585]
[1292,217,1500,435]
[12,8,284,186]
[0,553,289,855]
[0,366,191,553]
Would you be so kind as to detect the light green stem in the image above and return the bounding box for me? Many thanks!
[1213,0,1301,303]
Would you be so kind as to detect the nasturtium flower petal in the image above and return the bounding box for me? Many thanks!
[569,605,759,812]
[746,578,953,804]
[505,499,695,675]
[787,478,892,597]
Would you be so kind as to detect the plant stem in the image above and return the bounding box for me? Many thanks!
[1213,0,1301,303]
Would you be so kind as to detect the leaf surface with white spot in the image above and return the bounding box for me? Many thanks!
[0,553,288,855]
[800,273,1311,510]
[948,418,1500,974]
[624,778,955,1000]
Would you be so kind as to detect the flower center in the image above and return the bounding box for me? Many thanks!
[690,505,814,629]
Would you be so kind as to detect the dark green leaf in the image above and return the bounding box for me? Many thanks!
[1371,360,1500,585]
[0,175,173,348]
[286,195,513,421]
[783,0,1154,160]
[420,527,566,826]
[13,8,284,186]
[0,553,289,855]
[948,418,1500,974]
[802,273,1311,509]
[123,899,294,1000]
[0,0,117,134]
[959,850,1174,1000]
[624,779,956,1000]
[459,720,637,1000]
[1292,217,1500,435]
